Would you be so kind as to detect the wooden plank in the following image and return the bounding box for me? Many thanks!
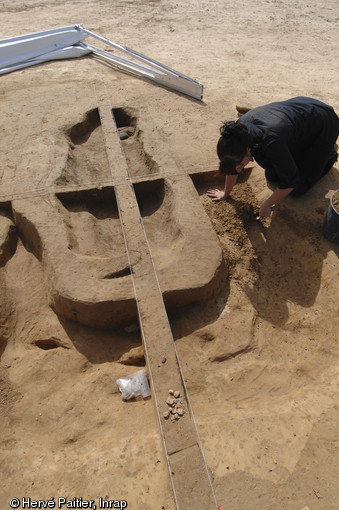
[96,83,217,510]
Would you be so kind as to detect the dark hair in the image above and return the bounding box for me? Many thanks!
[217,121,252,174]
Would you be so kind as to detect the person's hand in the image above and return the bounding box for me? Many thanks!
[259,203,272,219]
[206,189,227,201]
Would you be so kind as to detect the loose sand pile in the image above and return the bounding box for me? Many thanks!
[1,1,338,509]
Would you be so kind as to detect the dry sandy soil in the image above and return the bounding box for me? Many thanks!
[1,1,339,509]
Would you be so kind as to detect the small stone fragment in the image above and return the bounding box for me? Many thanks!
[169,389,174,395]
[163,411,170,420]
[177,408,184,416]
[166,397,176,407]
[118,126,135,140]
[174,390,180,398]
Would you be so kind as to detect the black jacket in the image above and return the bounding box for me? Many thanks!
[239,97,339,195]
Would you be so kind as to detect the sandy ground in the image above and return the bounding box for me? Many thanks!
[1,1,339,509]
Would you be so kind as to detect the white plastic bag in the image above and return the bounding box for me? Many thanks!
[116,369,151,401]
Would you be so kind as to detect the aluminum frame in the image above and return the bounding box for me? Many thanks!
[0,24,203,100]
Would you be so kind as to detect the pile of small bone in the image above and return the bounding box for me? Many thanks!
[163,389,185,422]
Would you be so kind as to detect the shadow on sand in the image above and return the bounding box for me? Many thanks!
[242,194,338,326]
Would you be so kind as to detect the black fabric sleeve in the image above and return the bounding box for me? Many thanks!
[264,141,300,189]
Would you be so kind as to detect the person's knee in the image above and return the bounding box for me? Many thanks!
[321,150,338,177]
